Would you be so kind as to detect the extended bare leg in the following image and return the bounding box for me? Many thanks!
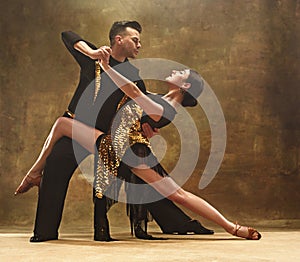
[132,165,261,240]
[15,117,103,195]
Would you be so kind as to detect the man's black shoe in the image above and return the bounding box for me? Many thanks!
[94,228,117,242]
[163,220,214,235]
[134,224,167,240]
[29,234,58,242]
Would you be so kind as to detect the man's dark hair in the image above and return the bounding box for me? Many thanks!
[109,21,142,46]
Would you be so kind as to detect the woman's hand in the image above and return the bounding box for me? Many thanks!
[142,123,159,138]
[98,51,111,71]
[74,41,111,63]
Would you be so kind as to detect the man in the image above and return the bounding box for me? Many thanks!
[30,21,212,242]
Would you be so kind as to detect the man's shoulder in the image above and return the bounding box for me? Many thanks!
[112,60,141,80]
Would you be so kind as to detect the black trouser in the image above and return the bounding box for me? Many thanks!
[124,171,193,234]
[33,137,89,238]
[147,198,192,233]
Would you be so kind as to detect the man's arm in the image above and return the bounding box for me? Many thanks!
[61,31,101,114]
[61,31,97,79]
[74,41,111,64]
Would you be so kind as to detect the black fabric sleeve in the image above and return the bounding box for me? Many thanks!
[61,31,97,80]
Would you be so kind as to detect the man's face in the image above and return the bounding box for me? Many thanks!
[120,27,141,59]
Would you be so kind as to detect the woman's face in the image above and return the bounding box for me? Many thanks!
[165,69,190,88]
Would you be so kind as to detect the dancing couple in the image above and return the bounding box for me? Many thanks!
[15,22,261,240]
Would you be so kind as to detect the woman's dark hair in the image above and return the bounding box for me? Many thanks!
[109,20,142,46]
[182,69,204,107]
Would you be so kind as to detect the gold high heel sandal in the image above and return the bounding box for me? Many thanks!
[14,175,41,195]
[233,222,262,240]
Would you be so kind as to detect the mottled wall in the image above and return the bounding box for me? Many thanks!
[1,0,299,231]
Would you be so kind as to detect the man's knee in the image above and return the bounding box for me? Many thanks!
[44,138,75,175]
[47,137,73,160]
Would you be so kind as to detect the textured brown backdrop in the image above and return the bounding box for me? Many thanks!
[1,0,299,232]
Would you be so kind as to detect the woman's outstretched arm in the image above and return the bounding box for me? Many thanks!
[99,60,164,122]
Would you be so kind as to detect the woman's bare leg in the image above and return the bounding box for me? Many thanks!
[15,117,103,194]
[132,165,261,240]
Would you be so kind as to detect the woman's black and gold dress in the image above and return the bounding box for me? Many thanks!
[95,93,177,195]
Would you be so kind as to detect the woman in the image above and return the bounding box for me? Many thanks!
[15,58,261,240]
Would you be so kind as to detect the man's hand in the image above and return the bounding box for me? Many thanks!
[74,41,111,63]
[90,46,111,63]
[142,123,159,138]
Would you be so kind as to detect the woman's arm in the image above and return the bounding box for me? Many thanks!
[100,61,164,122]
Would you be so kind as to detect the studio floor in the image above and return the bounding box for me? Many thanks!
[0,226,299,262]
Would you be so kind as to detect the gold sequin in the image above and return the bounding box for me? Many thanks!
[93,61,101,103]
[94,97,151,198]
